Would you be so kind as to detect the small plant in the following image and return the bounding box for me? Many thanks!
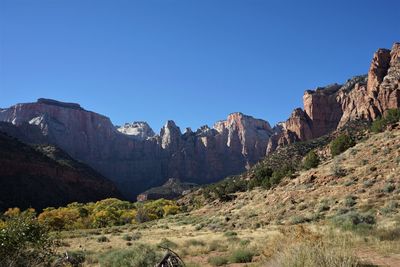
[374,226,400,241]
[381,201,398,215]
[229,249,254,263]
[331,161,347,177]
[97,236,110,242]
[383,183,395,193]
[158,238,178,249]
[98,244,161,267]
[131,232,142,240]
[344,195,356,207]
[274,241,363,267]
[185,239,205,247]
[331,211,376,233]
[122,234,132,241]
[363,179,375,188]
[65,250,86,266]
[208,255,229,266]
[223,231,238,237]
[290,215,309,224]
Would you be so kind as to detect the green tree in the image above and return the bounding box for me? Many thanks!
[330,134,355,157]
[303,150,320,170]
[0,210,55,267]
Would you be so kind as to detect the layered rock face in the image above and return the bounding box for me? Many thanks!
[0,101,273,199]
[268,42,400,152]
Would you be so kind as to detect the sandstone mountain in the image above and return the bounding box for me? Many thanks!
[267,42,400,153]
[0,99,273,199]
[0,130,121,211]
[1,42,399,201]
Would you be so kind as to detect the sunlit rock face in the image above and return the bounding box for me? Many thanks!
[267,42,400,152]
[117,121,155,140]
[0,101,273,199]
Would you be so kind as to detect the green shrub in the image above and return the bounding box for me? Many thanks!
[290,215,310,225]
[122,234,132,241]
[158,238,178,249]
[331,211,376,233]
[303,150,320,170]
[0,210,55,267]
[344,195,357,207]
[374,226,400,241]
[98,244,161,267]
[229,249,254,263]
[371,109,400,133]
[66,250,86,266]
[97,236,110,242]
[383,183,395,193]
[274,241,363,267]
[330,134,355,157]
[185,239,205,247]
[131,232,142,240]
[331,162,347,177]
[371,117,386,133]
[208,255,229,266]
[223,231,238,237]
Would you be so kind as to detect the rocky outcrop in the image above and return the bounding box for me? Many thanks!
[0,131,121,211]
[137,178,197,201]
[0,103,273,199]
[268,42,400,151]
[117,121,155,140]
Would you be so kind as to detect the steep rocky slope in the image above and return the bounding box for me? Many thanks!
[0,99,273,198]
[0,131,121,211]
[180,125,400,231]
[267,42,400,153]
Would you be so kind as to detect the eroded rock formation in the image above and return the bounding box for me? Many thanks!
[0,103,273,198]
[267,42,400,152]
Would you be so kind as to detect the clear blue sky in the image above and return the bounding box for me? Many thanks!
[0,0,399,132]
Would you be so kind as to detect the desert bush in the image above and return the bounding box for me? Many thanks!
[273,241,363,267]
[131,232,142,240]
[344,195,357,207]
[371,108,400,133]
[208,240,227,252]
[185,239,206,247]
[0,210,55,267]
[65,250,86,266]
[158,238,178,249]
[381,201,398,215]
[330,134,355,157]
[98,244,161,267]
[97,236,110,242]
[331,211,375,233]
[223,231,238,237]
[229,249,254,263]
[382,183,395,193]
[331,161,347,177]
[208,255,229,266]
[290,215,310,225]
[122,234,132,241]
[303,150,320,170]
[373,226,400,241]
